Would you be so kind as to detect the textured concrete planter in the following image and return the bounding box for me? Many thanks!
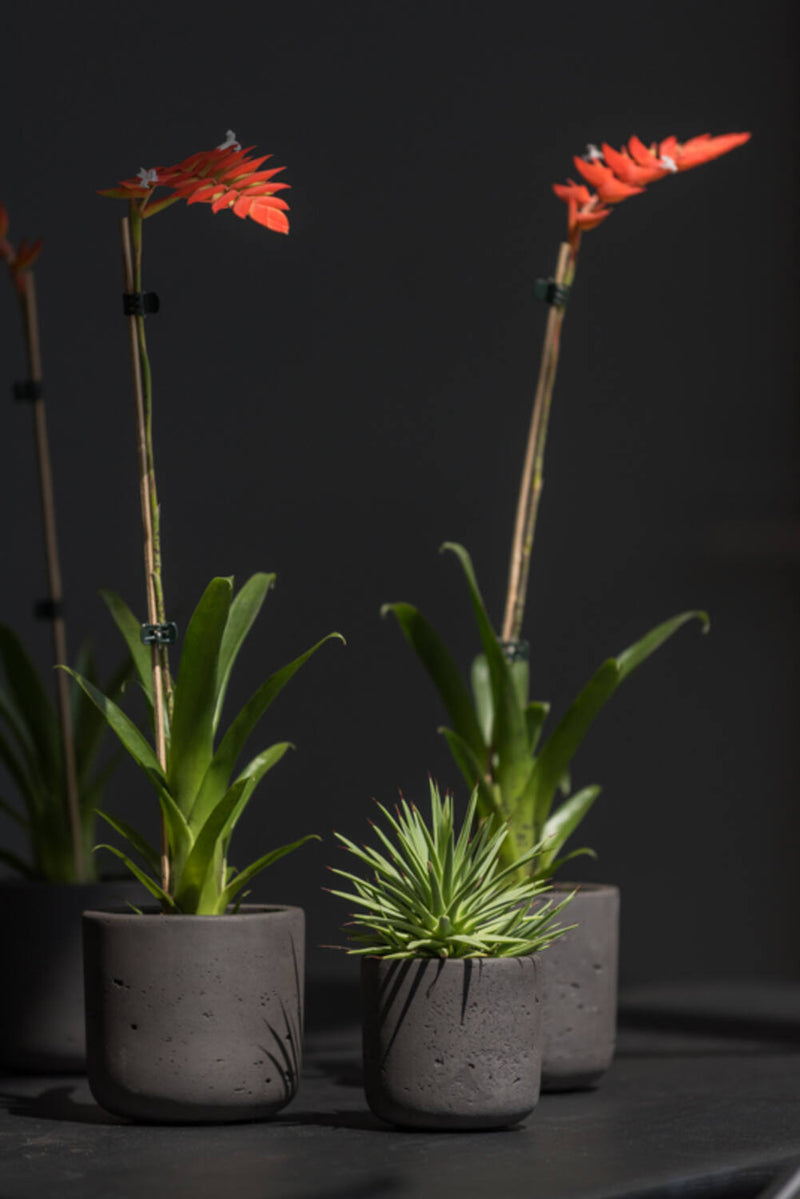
[83,905,305,1123]
[362,955,541,1130]
[538,882,620,1091]
[0,878,144,1073]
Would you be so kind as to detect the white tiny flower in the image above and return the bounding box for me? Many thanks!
[216,130,241,151]
[660,155,678,172]
[137,167,159,188]
[585,143,604,161]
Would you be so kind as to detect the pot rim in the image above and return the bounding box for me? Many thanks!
[360,952,538,965]
[548,881,618,894]
[82,902,302,923]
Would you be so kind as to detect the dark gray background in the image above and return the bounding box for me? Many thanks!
[0,1,795,987]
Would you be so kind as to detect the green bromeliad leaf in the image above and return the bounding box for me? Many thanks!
[213,572,275,732]
[440,544,530,805]
[168,577,232,813]
[381,601,486,762]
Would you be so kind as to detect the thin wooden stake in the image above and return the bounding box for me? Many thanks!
[20,272,85,881]
[120,215,170,895]
[502,241,574,644]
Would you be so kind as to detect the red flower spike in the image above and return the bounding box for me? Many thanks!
[553,180,593,205]
[572,156,645,204]
[601,142,670,186]
[553,128,750,250]
[100,134,291,234]
[562,194,612,251]
[627,135,661,170]
[0,204,43,294]
[251,203,289,234]
[572,205,612,232]
[658,131,751,171]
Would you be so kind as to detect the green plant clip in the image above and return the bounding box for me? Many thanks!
[500,639,529,663]
[140,622,178,646]
[534,278,569,307]
[33,599,63,621]
[123,291,160,316]
[12,381,42,401]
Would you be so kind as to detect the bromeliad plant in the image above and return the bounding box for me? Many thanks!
[1,204,129,882]
[385,130,749,879]
[62,132,341,913]
[69,573,341,914]
[385,543,706,878]
[330,779,573,958]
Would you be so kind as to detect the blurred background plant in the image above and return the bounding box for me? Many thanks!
[0,204,129,882]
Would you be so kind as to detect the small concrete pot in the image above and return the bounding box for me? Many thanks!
[538,882,620,1091]
[362,955,541,1130]
[83,905,304,1123]
[0,878,144,1073]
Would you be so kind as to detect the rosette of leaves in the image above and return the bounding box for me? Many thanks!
[383,542,708,879]
[0,628,129,881]
[65,572,342,914]
[330,780,573,958]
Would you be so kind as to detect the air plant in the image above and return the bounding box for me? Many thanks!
[384,131,749,878]
[0,204,128,882]
[329,779,574,958]
[64,132,341,912]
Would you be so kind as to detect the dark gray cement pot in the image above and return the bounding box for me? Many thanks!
[83,905,304,1123]
[0,878,144,1073]
[362,954,541,1130]
[538,882,620,1092]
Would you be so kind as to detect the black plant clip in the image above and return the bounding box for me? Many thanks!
[12,380,43,402]
[140,621,178,647]
[34,599,63,621]
[534,278,570,308]
[123,292,160,317]
[500,639,530,664]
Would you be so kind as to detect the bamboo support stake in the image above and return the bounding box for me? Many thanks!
[501,241,574,644]
[120,215,170,895]
[20,272,85,880]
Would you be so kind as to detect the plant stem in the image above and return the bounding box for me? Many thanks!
[20,272,86,881]
[501,241,577,644]
[120,209,170,895]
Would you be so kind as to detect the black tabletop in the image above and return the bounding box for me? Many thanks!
[1,980,799,1199]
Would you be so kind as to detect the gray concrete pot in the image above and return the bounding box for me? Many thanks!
[362,955,541,1130]
[83,905,305,1123]
[538,882,620,1091]
[0,878,144,1073]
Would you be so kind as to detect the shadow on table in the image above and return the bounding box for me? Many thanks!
[0,1082,123,1124]
[278,1107,388,1132]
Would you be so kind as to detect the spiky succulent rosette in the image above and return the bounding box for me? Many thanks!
[330,780,574,958]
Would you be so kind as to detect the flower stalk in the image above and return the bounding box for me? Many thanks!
[120,208,170,892]
[17,270,85,879]
[502,240,575,643]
